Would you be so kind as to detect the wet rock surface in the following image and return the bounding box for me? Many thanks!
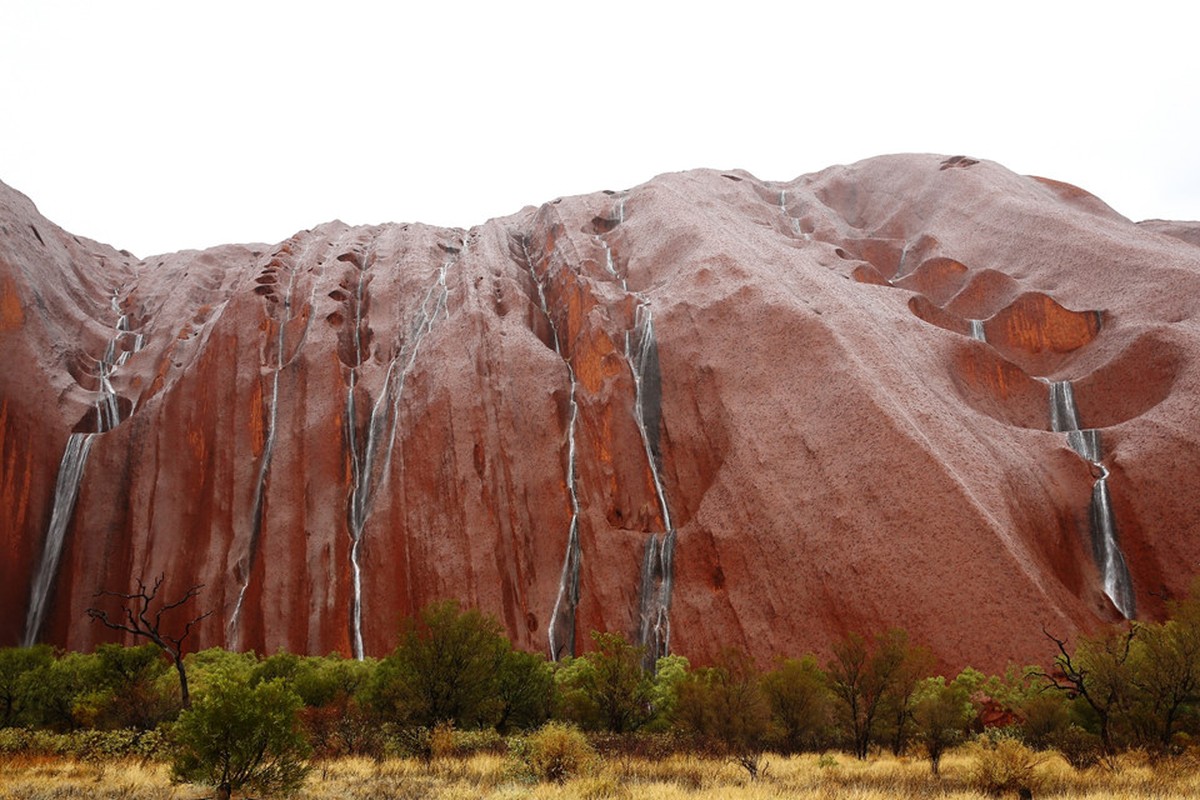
[4,154,1200,673]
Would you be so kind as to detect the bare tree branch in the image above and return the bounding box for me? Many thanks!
[87,574,211,709]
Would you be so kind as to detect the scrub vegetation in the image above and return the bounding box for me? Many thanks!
[4,588,1200,798]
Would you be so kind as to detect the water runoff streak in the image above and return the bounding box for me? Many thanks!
[523,236,583,662]
[228,261,301,642]
[22,434,95,646]
[595,204,677,664]
[627,303,675,663]
[1046,379,1135,618]
[24,291,143,645]
[346,252,453,659]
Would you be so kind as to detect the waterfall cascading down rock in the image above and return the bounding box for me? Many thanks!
[22,433,95,646]
[1048,380,1081,434]
[523,234,583,661]
[344,247,453,659]
[596,200,677,665]
[1092,464,1136,618]
[627,303,675,664]
[95,289,144,431]
[969,319,986,342]
[228,257,299,644]
[1046,379,1136,618]
[24,291,143,645]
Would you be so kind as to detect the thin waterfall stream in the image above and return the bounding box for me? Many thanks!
[228,260,299,642]
[627,303,675,662]
[596,206,677,663]
[345,247,454,659]
[23,291,142,645]
[22,433,95,646]
[1046,379,1135,618]
[524,236,583,661]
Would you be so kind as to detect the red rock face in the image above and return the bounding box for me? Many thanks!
[3,154,1200,674]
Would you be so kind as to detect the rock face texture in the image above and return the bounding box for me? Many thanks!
[3,154,1200,673]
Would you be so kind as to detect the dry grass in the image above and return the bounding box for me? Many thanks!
[3,748,1200,799]
[0,755,182,799]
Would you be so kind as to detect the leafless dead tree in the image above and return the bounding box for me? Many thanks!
[87,574,211,709]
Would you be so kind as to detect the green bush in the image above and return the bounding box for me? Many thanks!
[170,676,310,797]
[515,722,595,783]
[368,601,511,730]
[554,632,658,733]
[0,726,169,760]
[1048,725,1103,770]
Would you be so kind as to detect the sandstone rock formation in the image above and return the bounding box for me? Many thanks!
[3,154,1200,673]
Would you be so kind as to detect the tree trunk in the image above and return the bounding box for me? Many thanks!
[175,656,192,709]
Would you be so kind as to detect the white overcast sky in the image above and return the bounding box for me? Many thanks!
[2,1,1198,258]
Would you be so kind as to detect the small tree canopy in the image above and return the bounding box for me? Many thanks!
[912,676,972,774]
[171,674,310,798]
[369,600,509,729]
[761,655,832,753]
[554,631,656,733]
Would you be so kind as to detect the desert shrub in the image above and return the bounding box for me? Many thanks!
[0,727,61,755]
[450,727,507,757]
[588,730,682,762]
[369,601,509,730]
[0,727,169,760]
[299,693,383,759]
[70,728,169,761]
[970,735,1044,796]
[388,725,434,761]
[514,721,595,783]
[428,721,459,760]
[170,675,310,797]
[1049,724,1104,770]
[1021,692,1071,749]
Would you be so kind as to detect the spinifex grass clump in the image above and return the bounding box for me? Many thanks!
[513,722,596,783]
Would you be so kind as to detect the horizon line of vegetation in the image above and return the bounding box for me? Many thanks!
[5,578,1200,795]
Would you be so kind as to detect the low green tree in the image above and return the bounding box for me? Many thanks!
[554,632,655,733]
[647,653,691,729]
[761,655,832,753]
[369,600,509,729]
[826,629,918,759]
[911,677,972,775]
[291,654,373,708]
[248,651,304,689]
[1126,589,1200,753]
[674,648,771,778]
[1019,692,1070,749]
[86,575,211,709]
[22,650,95,731]
[0,645,53,727]
[879,634,934,755]
[496,649,554,733]
[77,643,173,729]
[171,674,310,799]
[1037,625,1137,757]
